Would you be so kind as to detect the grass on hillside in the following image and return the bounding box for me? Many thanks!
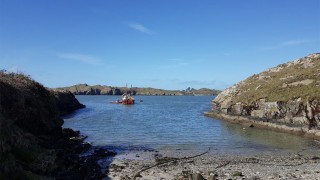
[0,70,47,94]
[232,55,320,104]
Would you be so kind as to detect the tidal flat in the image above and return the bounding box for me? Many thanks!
[105,146,320,179]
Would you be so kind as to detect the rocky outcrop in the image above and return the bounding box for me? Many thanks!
[58,84,221,96]
[206,53,320,138]
[0,72,112,179]
[52,89,85,116]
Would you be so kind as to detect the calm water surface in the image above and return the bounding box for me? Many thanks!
[63,96,318,153]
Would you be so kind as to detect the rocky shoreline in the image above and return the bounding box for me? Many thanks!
[105,147,320,180]
[48,128,116,179]
[52,89,86,116]
[204,112,320,140]
[0,71,116,179]
[206,53,320,140]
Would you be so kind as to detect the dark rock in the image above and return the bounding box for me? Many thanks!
[113,88,122,95]
[182,170,191,176]
[208,173,218,180]
[63,128,80,138]
[109,164,126,173]
[232,171,243,177]
[0,72,114,179]
[94,148,116,158]
[119,175,131,180]
[192,172,205,180]
[52,89,85,116]
[311,156,320,160]
[134,173,142,178]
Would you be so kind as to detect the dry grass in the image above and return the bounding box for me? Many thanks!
[231,54,320,104]
[0,70,49,96]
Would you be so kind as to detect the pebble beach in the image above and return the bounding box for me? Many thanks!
[105,144,320,180]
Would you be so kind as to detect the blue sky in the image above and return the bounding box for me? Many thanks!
[0,0,319,90]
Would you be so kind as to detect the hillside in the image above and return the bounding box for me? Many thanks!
[0,71,113,179]
[206,53,320,138]
[58,84,221,96]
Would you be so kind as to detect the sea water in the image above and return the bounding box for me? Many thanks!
[63,96,318,153]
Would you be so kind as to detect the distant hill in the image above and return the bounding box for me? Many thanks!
[56,84,221,96]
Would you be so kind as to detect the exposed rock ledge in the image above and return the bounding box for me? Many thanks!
[205,111,320,139]
[206,53,320,138]
[52,89,85,116]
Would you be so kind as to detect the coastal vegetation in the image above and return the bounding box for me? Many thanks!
[0,71,114,179]
[207,53,320,138]
[230,54,320,103]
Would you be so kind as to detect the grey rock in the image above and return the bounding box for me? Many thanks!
[208,173,218,180]
[192,172,205,180]
[209,53,320,135]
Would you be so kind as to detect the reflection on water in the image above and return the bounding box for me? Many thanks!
[63,95,316,153]
[219,121,307,149]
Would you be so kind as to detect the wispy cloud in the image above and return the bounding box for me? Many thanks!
[128,22,154,34]
[261,39,314,50]
[58,53,102,66]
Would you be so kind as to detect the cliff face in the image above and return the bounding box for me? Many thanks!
[0,72,86,179]
[208,53,320,137]
[58,84,221,96]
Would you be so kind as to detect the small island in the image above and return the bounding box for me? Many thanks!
[57,85,221,96]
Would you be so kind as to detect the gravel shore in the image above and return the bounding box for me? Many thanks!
[105,144,320,180]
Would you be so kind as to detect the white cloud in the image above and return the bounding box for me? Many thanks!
[58,53,102,66]
[128,22,154,34]
[261,39,313,50]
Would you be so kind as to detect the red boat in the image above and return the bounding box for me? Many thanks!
[121,94,135,105]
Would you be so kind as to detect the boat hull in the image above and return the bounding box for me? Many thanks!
[122,99,134,105]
